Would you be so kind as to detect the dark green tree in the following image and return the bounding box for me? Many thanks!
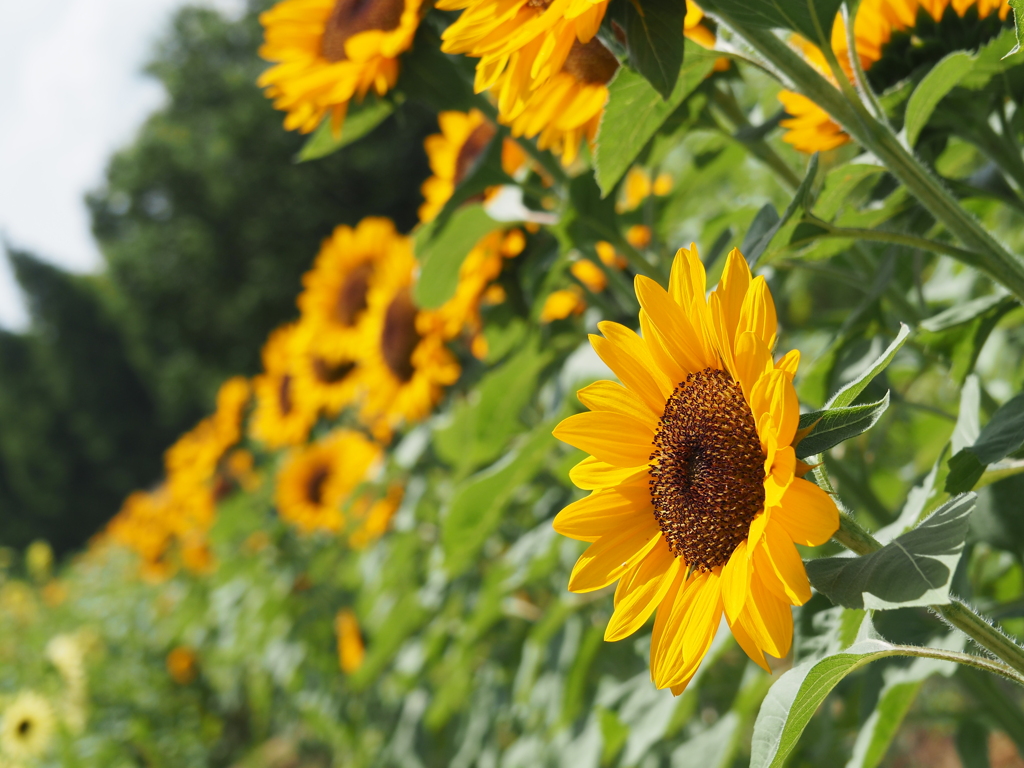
[88,0,434,430]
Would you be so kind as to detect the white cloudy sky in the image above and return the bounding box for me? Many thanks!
[0,0,238,328]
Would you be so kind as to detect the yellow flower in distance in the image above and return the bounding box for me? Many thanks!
[358,244,461,434]
[276,430,382,534]
[552,246,839,693]
[166,646,199,685]
[540,287,587,322]
[571,258,607,293]
[419,110,527,223]
[497,37,617,166]
[250,324,318,449]
[349,485,404,548]
[258,0,424,134]
[779,0,1010,152]
[107,488,176,581]
[0,691,55,758]
[336,609,366,673]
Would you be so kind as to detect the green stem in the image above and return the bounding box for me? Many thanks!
[834,516,1024,681]
[714,19,1024,302]
[841,1,888,124]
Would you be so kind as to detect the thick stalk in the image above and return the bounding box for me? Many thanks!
[834,515,1024,680]
[715,18,1024,301]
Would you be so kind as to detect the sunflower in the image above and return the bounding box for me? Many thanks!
[336,609,366,673]
[540,287,587,322]
[419,110,528,223]
[297,218,403,353]
[496,37,617,166]
[290,320,366,418]
[275,430,382,534]
[551,245,839,692]
[107,488,176,581]
[167,646,199,685]
[619,167,675,213]
[358,245,461,434]
[257,0,424,134]
[434,228,526,356]
[779,0,1010,152]
[250,324,319,449]
[0,692,55,759]
[349,485,404,548]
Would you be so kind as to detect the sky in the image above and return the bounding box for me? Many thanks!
[0,0,239,329]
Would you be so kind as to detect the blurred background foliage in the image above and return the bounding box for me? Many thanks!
[0,0,435,552]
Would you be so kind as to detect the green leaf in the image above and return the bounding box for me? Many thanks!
[623,0,688,99]
[740,153,818,265]
[826,323,910,408]
[414,204,501,309]
[920,294,1013,332]
[433,338,553,476]
[398,25,476,111]
[697,0,842,46]
[296,97,395,162]
[806,494,976,610]
[595,43,717,194]
[794,392,890,459]
[812,164,886,221]
[946,393,1024,493]
[1006,0,1024,57]
[750,639,954,768]
[442,422,557,576]
[904,52,975,146]
[846,640,960,768]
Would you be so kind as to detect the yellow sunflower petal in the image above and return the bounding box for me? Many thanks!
[711,248,752,356]
[635,275,711,374]
[765,444,796,507]
[605,542,680,641]
[750,368,799,447]
[729,609,772,672]
[589,323,673,414]
[740,576,793,659]
[753,519,812,606]
[653,571,723,690]
[774,477,840,546]
[737,275,778,352]
[553,482,651,541]
[721,538,751,623]
[553,411,655,467]
[776,348,800,379]
[577,380,659,423]
[569,456,649,490]
[568,518,662,592]
[733,331,773,406]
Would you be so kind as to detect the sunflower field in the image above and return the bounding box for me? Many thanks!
[9,0,1024,763]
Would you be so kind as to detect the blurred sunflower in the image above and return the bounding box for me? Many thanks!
[107,488,176,581]
[166,646,199,685]
[419,110,527,223]
[290,321,366,417]
[779,0,1010,152]
[359,246,461,434]
[498,37,618,165]
[0,692,55,759]
[297,218,403,354]
[349,485,404,548]
[434,228,526,357]
[540,287,587,322]
[551,246,839,693]
[276,430,382,534]
[257,0,424,134]
[335,609,366,673]
[250,324,318,449]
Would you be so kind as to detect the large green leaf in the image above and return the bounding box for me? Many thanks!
[1010,0,1024,56]
[297,97,395,161]
[595,43,717,195]
[750,640,956,768]
[947,392,1024,493]
[794,392,889,459]
[904,52,975,146]
[414,204,502,309]
[442,422,557,576]
[806,494,976,610]
[623,0,689,99]
[826,323,910,408]
[697,0,842,45]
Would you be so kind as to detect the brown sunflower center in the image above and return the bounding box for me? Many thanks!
[648,368,765,572]
[561,38,619,85]
[313,356,356,384]
[17,718,31,736]
[278,374,294,416]
[306,464,331,506]
[454,122,497,186]
[321,0,406,62]
[335,262,373,326]
[381,288,421,383]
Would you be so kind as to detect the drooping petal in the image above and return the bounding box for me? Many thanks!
[568,516,662,592]
[721,539,752,623]
[752,518,812,606]
[655,570,723,691]
[554,411,654,467]
[605,542,680,641]
[729,609,771,672]
[553,481,652,541]
[739,575,793,659]
[774,477,840,546]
